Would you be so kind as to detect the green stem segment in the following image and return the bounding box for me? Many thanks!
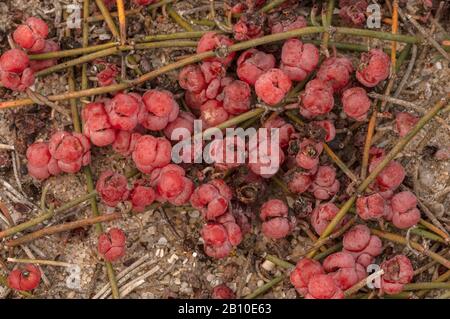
[167,4,194,32]
[94,0,119,38]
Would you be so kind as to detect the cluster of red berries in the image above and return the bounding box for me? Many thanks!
[290,224,413,298]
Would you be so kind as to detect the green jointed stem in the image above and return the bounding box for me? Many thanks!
[94,0,119,38]
[244,275,285,299]
[167,4,194,32]
[259,0,289,13]
[29,42,117,60]
[136,31,213,42]
[147,0,174,10]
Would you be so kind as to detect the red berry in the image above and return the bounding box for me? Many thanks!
[26,142,60,180]
[343,225,383,267]
[112,131,141,157]
[247,133,285,178]
[380,255,414,295]
[287,171,313,194]
[212,284,235,299]
[233,13,265,41]
[82,101,117,147]
[311,202,340,236]
[290,258,324,296]
[0,49,35,92]
[190,179,232,220]
[260,199,292,239]
[196,32,236,66]
[138,89,179,131]
[305,274,344,299]
[208,135,246,171]
[342,87,371,121]
[395,112,419,137]
[356,193,389,220]
[356,49,390,87]
[185,89,208,110]
[13,17,49,53]
[223,80,251,115]
[48,131,91,173]
[237,49,276,85]
[369,156,405,191]
[201,222,232,259]
[96,170,129,207]
[178,64,206,93]
[150,164,194,206]
[105,93,141,131]
[280,39,319,82]
[316,56,354,92]
[29,40,60,71]
[8,264,41,291]
[339,0,368,26]
[133,0,156,5]
[200,61,226,84]
[270,14,307,34]
[323,252,366,290]
[130,178,155,212]
[295,138,323,170]
[255,68,292,105]
[200,99,229,128]
[263,115,295,148]
[309,165,340,200]
[98,228,126,262]
[96,62,119,87]
[300,79,334,118]
[313,120,336,142]
[132,135,172,174]
[390,191,421,229]
[163,111,195,140]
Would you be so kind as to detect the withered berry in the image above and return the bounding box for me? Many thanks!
[96,170,129,207]
[98,228,126,262]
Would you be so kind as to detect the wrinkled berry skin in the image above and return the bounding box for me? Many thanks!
[96,170,129,207]
[300,79,334,118]
[339,0,368,26]
[138,89,179,131]
[342,224,383,267]
[82,102,117,147]
[132,135,172,174]
[48,131,91,174]
[179,64,206,93]
[130,178,155,212]
[29,40,60,72]
[323,252,366,290]
[260,199,292,239]
[311,202,340,236]
[105,93,141,131]
[164,111,195,140]
[255,68,292,105]
[369,157,405,191]
[237,49,276,85]
[395,112,419,137]
[290,258,324,296]
[223,80,251,115]
[288,171,313,194]
[212,284,235,299]
[280,39,319,82]
[316,56,354,92]
[305,274,344,299]
[233,13,265,41]
[200,100,229,128]
[356,193,389,221]
[356,49,390,87]
[295,138,323,171]
[112,131,141,157]
[247,134,285,178]
[97,62,119,87]
[26,142,60,180]
[263,115,294,148]
[13,17,49,53]
[381,255,414,295]
[310,165,340,200]
[342,87,371,121]
[98,228,126,262]
[208,136,246,171]
[190,179,232,220]
[0,49,35,92]
[390,191,421,229]
[8,264,41,291]
[150,164,194,206]
[196,32,235,66]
